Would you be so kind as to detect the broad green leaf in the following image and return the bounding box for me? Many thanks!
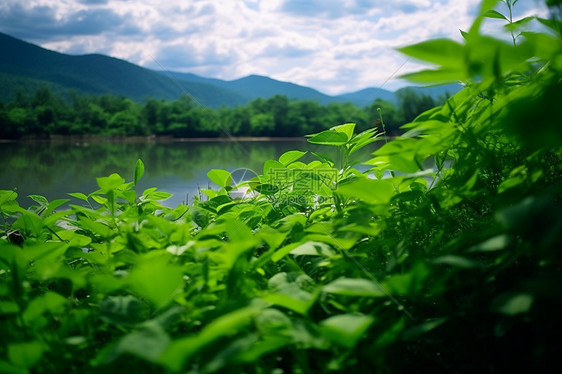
[323,278,385,297]
[68,192,89,202]
[480,0,501,14]
[27,194,48,207]
[263,160,285,177]
[44,199,69,216]
[290,241,335,258]
[0,301,19,315]
[263,272,317,315]
[8,341,44,369]
[96,173,125,191]
[468,235,510,252]
[134,159,145,185]
[0,359,27,374]
[271,242,302,262]
[144,190,172,201]
[128,255,184,308]
[307,130,348,145]
[398,39,464,68]
[332,123,356,141]
[399,68,465,84]
[504,16,534,31]
[56,230,92,247]
[279,150,307,166]
[13,211,44,237]
[336,178,395,205]
[90,195,108,205]
[22,292,68,323]
[484,9,508,21]
[207,169,232,188]
[492,293,534,315]
[320,314,374,348]
[432,255,481,269]
[110,323,170,363]
[254,308,293,333]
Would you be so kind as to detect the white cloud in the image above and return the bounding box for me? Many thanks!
[0,0,550,95]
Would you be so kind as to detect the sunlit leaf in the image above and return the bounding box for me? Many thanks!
[96,173,125,191]
[398,39,465,68]
[307,130,348,145]
[336,178,395,205]
[320,314,374,348]
[207,169,232,188]
[134,159,145,185]
[484,9,508,21]
[323,278,385,297]
[492,293,534,315]
[279,150,307,166]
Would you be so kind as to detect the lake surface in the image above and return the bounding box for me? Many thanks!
[0,138,380,209]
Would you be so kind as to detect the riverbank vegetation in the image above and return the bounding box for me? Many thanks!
[1,0,561,372]
[0,87,438,139]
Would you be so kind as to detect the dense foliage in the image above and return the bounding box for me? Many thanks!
[1,0,562,372]
[0,87,437,139]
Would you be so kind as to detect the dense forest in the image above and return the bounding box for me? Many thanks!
[0,87,438,138]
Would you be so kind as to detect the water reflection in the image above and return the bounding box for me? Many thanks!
[0,139,379,208]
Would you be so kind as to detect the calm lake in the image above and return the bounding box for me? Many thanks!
[1,138,379,209]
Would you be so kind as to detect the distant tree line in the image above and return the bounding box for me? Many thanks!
[0,87,440,139]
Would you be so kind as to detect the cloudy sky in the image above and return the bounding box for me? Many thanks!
[0,0,548,94]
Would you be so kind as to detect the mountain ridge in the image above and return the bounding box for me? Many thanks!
[0,31,461,108]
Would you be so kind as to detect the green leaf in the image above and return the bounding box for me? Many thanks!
[398,39,464,68]
[320,314,374,348]
[279,150,307,166]
[307,130,349,145]
[207,169,232,188]
[263,159,285,177]
[27,194,48,207]
[159,301,266,371]
[0,190,18,206]
[0,359,27,374]
[128,255,183,308]
[468,235,510,252]
[432,255,481,269]
[112,323,170,363]
[271,242,302,262]
[323,278,385,297]
[22,292,68,323]
[399,68,465,84]
[480,0,501,14]
[134,159,145,185]
[332,123,356,141]
[484,9,508,21]
[289,241,336,258]
[336,178,395,205]
[8,341,44,369]
[492,293,534,315]
[263,272,317,315]
[504,16,534,31]
[96,173,126,191]
[68,192,89,202]
[99,295,150,326]
[13,211,44,237]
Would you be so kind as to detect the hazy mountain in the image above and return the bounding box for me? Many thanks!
[0,32,461,108]
[0,32,246,107]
